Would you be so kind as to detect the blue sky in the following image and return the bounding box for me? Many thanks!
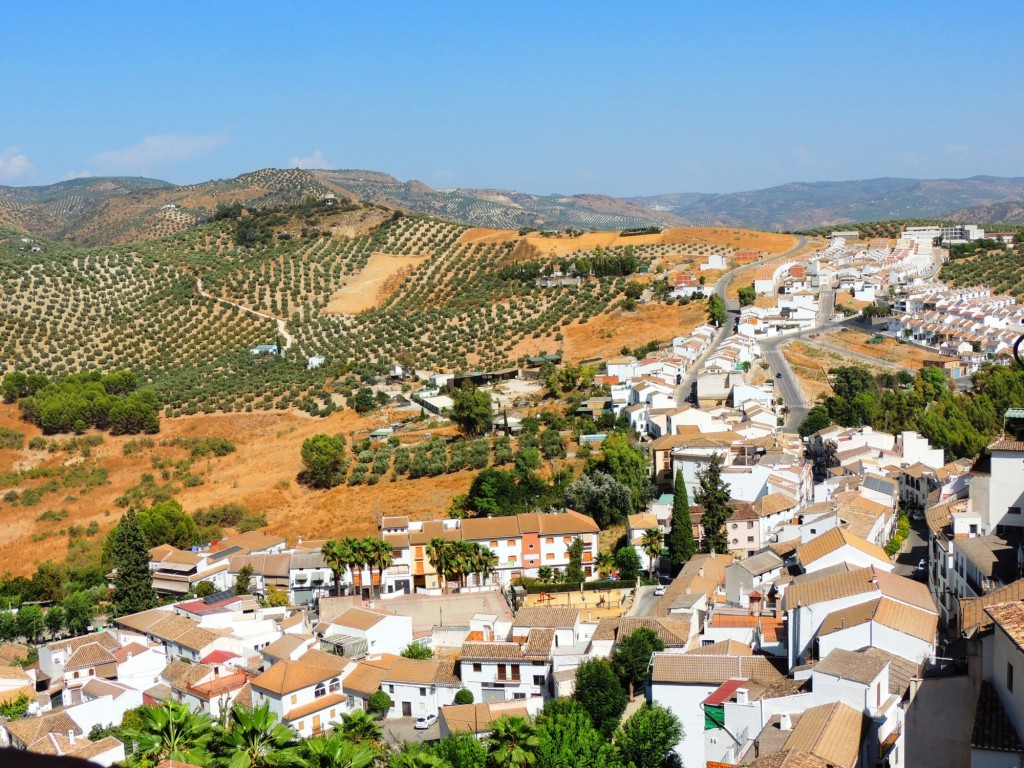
[3,1,1022,196]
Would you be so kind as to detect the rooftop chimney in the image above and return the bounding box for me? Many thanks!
[778,712,792,731]
[68,730,76,746]
[698,567,705,577]
[736,688,749,705]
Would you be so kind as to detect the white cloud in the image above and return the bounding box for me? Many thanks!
[89,132,229,174]
[289,150,331,170]
[0,147,36,183]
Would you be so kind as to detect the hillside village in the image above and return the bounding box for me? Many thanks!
[4,220,1024,768]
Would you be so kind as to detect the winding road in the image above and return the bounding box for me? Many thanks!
[675,235,811,406]
[195,277,295,351]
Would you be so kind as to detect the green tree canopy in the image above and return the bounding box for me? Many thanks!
[535,699,623,768]
[573,659,628,738]
[561,471,633,529]
[612,627,665,701]
[110,508,158,617]
[451,384,493,437]
[694,454,732,554]
[665,471,696,568]
[614,704,683,768]
[593,433,651,513]
[300,433,348,489]
[614,546,641,582]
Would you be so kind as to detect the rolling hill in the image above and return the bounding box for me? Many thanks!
[628,176,1024,231]
[5,169,1024,246]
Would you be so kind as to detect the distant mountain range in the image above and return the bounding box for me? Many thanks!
[628,176,1024,230]
[2,170,1024,245]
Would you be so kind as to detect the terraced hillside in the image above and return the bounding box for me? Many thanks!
[0,206,662,417]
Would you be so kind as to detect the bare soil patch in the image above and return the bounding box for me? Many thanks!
[818,329,942,369]
[322,253,429,314]
[509,302,706,363]
[0,407,475,577]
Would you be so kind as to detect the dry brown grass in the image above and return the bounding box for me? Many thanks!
[0,407,476,577]
[322,252,429,314]
[507,302,707,364]
[818,329,943,369]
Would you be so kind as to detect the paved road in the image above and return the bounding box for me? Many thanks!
[383,716,440,746]
[675,235,812,406]
[761,341,808,432]
[626,585,662,618]
[893,515,928,579]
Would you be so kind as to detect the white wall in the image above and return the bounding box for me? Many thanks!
[649,681,716,768]
[803,546,893,575]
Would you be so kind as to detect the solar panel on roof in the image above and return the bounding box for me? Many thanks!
[203,589,236,605]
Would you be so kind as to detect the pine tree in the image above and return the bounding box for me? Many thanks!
[694,455,732,554]
[111,509,158,616]
[666,470,696,568]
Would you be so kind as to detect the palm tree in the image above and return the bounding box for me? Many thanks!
[213,702,301,768]
[391,751,451,768]
[486,715,540,768]
[473,545,498,588]
[122,700,214,766]
[640,529,663,580]
[537,565,553,582]
[332,710,382,746]
[301,732,376,768]
[596,551,615,579]
[321,539,349,597]
[346,536,369,596]
[364,537,395,599]
[449,540,476,590]
[426,537,453,593]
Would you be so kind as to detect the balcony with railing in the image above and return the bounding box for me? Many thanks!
[877,722,902,759]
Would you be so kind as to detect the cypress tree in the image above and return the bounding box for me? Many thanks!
[110,509,158,616]
[694,454,733,554]
[666,469,696,567]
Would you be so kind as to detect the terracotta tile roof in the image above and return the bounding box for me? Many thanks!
[985,601,1024,652]
[796,528,890,568]
[736,551,784,576]
[781,701,865,768]
[988,440,1024,452]
[252,655,348,696]
[512,606,579,629]
[440,702,530,734]
[234,682,253,709]
[650,653,783,686]
[960,580,1024,634]
[754,492,798,517]
[461,515,522,540]
[262,634,312,661]
[818,597,936,643]
[229,553,292,579]
[814,648,888,685]
[163,660,212,690]
[537,509,600,535]
[972,680,1024,753]
[784,566,935,613]
[460,642,525,661]
[6,709,83,746]
[111,642,151,664]
[285,691,346,721]
[523,628,555,657]
[627,513,659,531]
[686,640,752,656]
[81,677,132,700]
[46,630,122,656]
[861,647,922,699]
[63,642,117,672]
[0,642,31,663]
[330,607,398,632]
[383,657,461,687]
[747,750,833,768]
[342,660,392,697]
[0,665,31,681]
[30,733,124,760]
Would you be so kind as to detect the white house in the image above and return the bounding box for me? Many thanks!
[379,657,463,719]
[459,631,554,704]
[316,607,414,658]
[250,649,354,736]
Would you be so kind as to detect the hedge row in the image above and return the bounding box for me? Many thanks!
[518,579,636,594]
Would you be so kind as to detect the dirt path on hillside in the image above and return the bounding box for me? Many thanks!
[195,277,294,350]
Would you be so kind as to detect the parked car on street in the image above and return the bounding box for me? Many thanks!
[415,714,438,730]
